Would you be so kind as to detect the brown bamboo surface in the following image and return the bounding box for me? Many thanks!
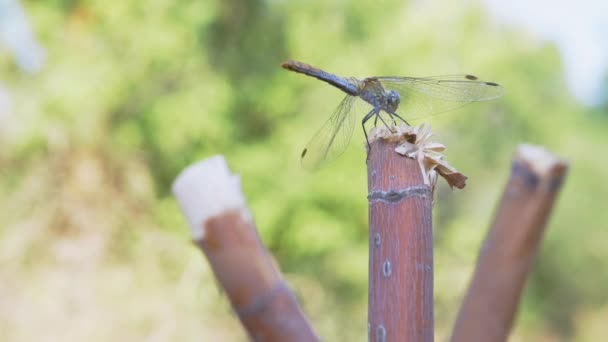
[450,144,569,342]
[367,137,434,342]
[197,209,319,342]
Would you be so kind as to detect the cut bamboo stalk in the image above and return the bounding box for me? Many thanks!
[450,144,569,342]
[172,156,319,342]
[367,125,446,342]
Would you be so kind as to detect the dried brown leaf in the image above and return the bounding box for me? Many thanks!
[389,124,468,190]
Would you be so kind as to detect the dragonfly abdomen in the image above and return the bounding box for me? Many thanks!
[281,60,360,96]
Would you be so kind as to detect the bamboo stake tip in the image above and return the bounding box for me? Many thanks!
[172,155,249,241]
[516,144,569,176]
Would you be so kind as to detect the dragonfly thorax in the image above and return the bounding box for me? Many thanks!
[359,79,400,113]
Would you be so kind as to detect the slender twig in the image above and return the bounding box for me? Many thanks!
[172,156,319,342]
[450,144,569,342]
[367,126,435,342]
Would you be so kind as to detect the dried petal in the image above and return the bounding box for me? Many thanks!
[391,124,467,190]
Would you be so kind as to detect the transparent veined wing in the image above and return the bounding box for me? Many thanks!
[300,95,358,170]
[376,75,505,121]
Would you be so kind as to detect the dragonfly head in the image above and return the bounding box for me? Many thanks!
[386,90,400,112]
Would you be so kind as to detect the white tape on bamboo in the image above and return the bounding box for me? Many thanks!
[172,155,251,241]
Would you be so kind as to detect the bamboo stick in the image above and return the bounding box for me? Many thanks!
[367,126,436,342]
[172,156,319,342]
[450,144,569,342]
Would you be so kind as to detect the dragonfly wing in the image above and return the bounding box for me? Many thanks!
[301,95,357,170]
[377,75,505,121]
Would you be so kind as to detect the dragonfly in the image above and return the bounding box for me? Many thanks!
[281,60,505,170]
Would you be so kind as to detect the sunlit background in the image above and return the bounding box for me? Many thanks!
[1,0,607,341]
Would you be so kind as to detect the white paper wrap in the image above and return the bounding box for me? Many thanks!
[172,155,250,240]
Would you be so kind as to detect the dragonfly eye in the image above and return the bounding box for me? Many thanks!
[387,90,400,111]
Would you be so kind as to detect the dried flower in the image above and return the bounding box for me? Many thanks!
[370,124,467,190]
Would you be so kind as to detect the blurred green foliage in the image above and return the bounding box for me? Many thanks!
[0,0,607,340]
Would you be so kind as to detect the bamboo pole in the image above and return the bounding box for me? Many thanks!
[172,156,319,342]
[367,126,436,342]
[450,144,569,342]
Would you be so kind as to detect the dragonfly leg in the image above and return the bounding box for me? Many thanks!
[383,111,397,126]
[387,111,410,126]
[362,108,378,153]
[375,112,392,130]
